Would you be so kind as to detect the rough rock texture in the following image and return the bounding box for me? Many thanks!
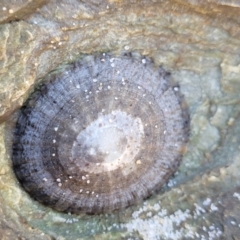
[1,0,240,239]
[0,0,49,24]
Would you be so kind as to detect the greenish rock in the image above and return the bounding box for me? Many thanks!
[1,0,240,239]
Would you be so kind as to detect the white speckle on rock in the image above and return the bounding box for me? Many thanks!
[193,203,206,218]
[233,192,240,200]
[146,212,152,217]
[210,203,218,212]
[116,200,223,240]
[203,198,211,206]
[65,219,73,224]
[153,203,161,211]
[167,179,176,187]
[122,206,193,240]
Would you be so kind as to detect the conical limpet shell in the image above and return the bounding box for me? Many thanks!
[12,53,189,214]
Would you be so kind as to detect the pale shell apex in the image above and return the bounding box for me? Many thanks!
[12,53,189,214]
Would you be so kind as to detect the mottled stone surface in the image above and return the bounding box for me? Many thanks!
[0,0,49,24]
[1,0,240,239]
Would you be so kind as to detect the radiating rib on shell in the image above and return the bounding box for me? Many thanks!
[12,53,189,214]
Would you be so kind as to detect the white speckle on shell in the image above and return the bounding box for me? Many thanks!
[136,160,142,165]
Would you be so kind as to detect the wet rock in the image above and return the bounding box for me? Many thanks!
[0,0,48,24]
[1,0,240,239]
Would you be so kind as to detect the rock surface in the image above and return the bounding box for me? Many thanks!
[1,0,240,239]
[0,0,49,24]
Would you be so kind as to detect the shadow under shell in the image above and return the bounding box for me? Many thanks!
[12,53,189,214]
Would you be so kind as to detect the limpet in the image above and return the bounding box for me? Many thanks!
[12,52,189,214]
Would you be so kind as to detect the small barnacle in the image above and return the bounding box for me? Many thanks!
[12,53,189,214]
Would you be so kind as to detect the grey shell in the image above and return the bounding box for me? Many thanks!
[12,53,189,214]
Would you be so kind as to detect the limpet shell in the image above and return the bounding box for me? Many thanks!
[12,53,189,214]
